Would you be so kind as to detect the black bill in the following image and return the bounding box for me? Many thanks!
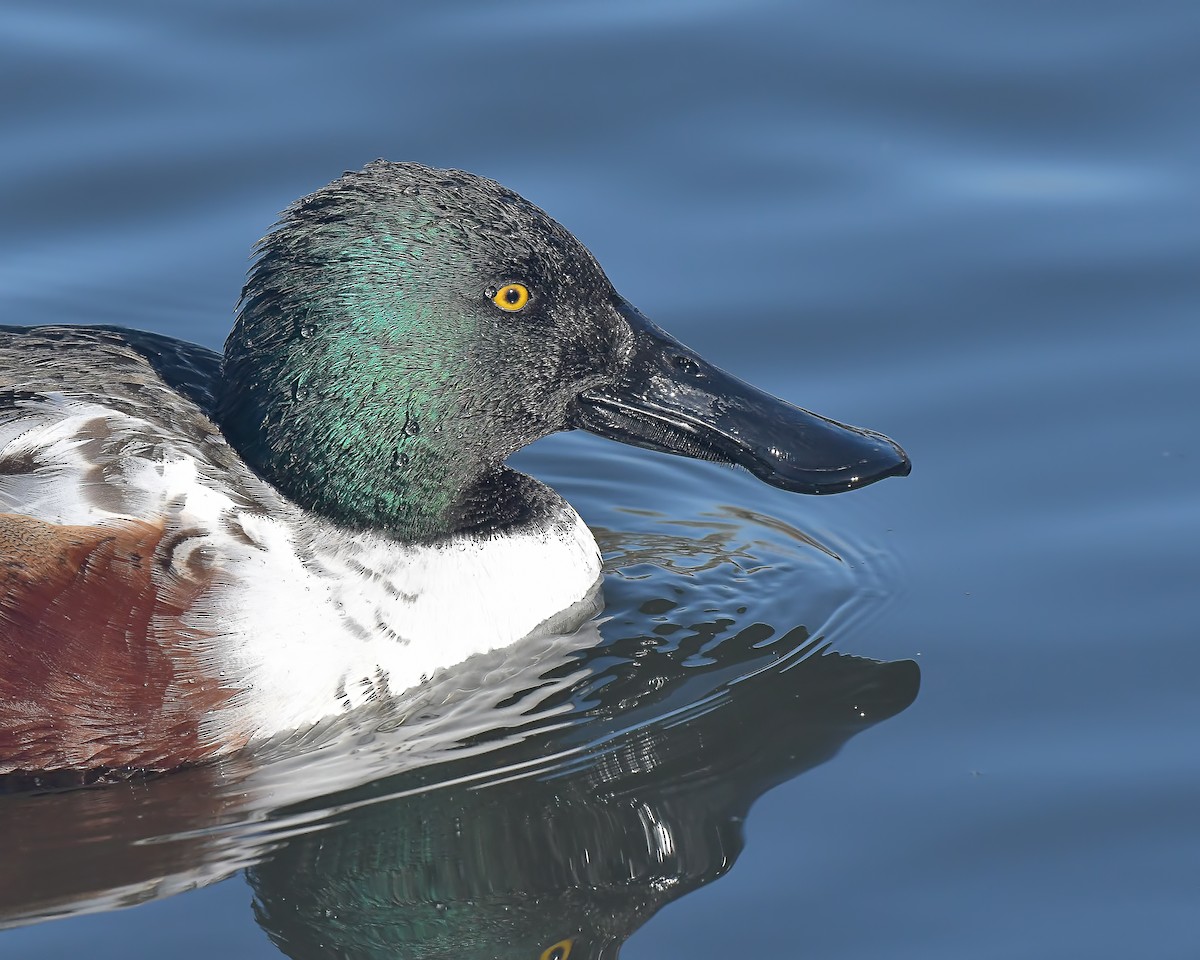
[570,299,911,494]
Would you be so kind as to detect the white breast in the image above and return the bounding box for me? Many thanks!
[208,505,603,741]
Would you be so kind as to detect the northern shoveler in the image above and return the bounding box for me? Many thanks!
[0,161,909,774]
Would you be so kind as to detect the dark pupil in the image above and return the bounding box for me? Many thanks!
[505,287,521,304]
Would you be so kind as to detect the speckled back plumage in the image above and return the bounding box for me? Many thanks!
[0,325,266,510]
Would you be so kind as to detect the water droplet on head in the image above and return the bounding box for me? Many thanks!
[298,321,317,339]
[405,420,421,437]
[291,379,309,401]
[392,449,410,468]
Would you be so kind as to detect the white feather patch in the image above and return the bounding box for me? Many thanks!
[0,396,604,745]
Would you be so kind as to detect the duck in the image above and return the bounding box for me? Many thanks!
[0,161,909,775]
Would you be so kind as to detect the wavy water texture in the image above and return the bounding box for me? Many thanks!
[1,0,1196,957]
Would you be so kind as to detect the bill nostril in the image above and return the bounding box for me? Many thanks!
[671,354,700,376]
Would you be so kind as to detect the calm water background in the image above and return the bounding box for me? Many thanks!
[2,1,1198,957]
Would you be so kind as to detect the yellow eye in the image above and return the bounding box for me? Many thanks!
[493,282,531,312]
[539,939,573,960]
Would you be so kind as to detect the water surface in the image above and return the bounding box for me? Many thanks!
[1,1,1197,957]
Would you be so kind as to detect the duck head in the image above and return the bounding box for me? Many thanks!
[219,162,909,542]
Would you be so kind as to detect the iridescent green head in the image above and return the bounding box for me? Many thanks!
[219,161,909,543]
[220,162,624,540]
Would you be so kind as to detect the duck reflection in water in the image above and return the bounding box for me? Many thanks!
[247,641,917,958]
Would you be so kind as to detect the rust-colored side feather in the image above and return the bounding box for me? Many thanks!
[0,513,240,773]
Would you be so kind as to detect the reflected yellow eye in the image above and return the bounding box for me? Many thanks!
[539,938,573,960]
[493,282,531,312]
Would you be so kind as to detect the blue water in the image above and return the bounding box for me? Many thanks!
[2,1,1198,957]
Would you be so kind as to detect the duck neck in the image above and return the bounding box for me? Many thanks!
[216,375,535,543]
[215,322,516,542]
